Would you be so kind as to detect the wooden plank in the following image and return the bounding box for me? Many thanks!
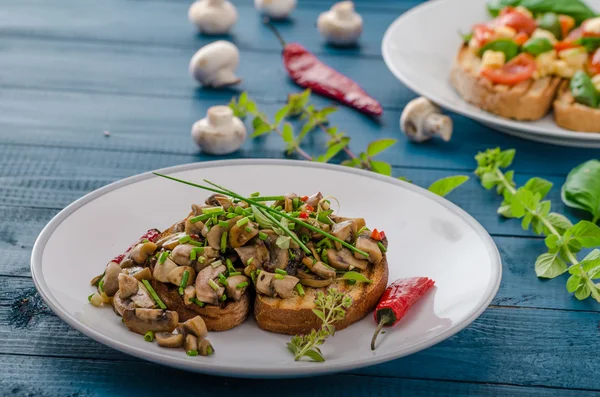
[0,88,595,176]
[0,355,590,397]
[0,0,418,58]
[1,288,599,390]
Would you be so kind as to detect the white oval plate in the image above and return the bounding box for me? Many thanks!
[32,160,501,378]
[382,0,600,148]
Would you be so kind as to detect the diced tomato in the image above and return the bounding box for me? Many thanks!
[299,212,308,219]
[473,24,495,46]
[496,10,537,35]
[554,41,580,53]
[371,229,383,241]
[300,196,308,202]
[305,205,314,212]
[380,230,386,239]
[566,27,584,42]
[589,49,600,76]
[480,53,536,86]
[514,32,529,46]
[499,6,515,16]
[559,15,576,39]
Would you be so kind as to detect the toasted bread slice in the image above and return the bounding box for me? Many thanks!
[553,80,600,132]
[450,46,561,121]
[254,256,389,335]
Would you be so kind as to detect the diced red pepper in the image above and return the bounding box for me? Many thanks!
[305,205,314,212]
[380,230,386,239]
[300,196,309,202]
[299,212,309,219]
[370,228,383,241]
[514,32,529,46]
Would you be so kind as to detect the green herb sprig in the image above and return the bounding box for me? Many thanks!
[475,148,600,302]
[287,288,352,362]
[561,160,600,223]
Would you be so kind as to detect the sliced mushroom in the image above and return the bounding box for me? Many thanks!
[119,257,134,269]
[261,230,289,271]
[153,257,179,283]
[273,275,299,298]
[330,216,366,232]
[156,232,186,250]
[284,193,297,212]
[130,241,158,265]
[118,273,139,299]
[171,244,195,266]
[199,339,214,356]
[90,273,103,286]
[112,293,135,316]
[331,220,356,250]
[122,266,151,281]
[183,285,196,305]
[235,241,270,267]
[183,316,208,339]
[155,332,184,348]
[130,282,157,308]
[185,334,198,352]
[297,271,334,288]
[327,247,368,270]
[302,257,336,279]
[195,264,227,305]
[193,247,220,272]
[255,271,276,297]
[305,192,323,208]
[225,274,249,301]
[185,216,204,235]
[167,266,196,287]
[204,224,226,250]
[205,194,232,209]
[122,308,178,335]
[229,220,259,248]
[354,233,383,264]
[102,261,122,297]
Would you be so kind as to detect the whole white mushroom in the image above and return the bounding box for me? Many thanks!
[191,106,247,155]
[189,40,241,87]
[400,97,453,143]
[254,0,297,19]
[317,1,363,46]
[188,0,238,35]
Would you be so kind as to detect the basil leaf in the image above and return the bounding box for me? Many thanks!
[570,71,599,109]
[535,252,567,278]
[522,37,554,56]
[427,175,470,197]
[479,39,520,61]
[575,37,600,53]
[487,0,521,16]
[568,221,600,248]
[340,271,372,284]
[561,159,600,221]
[536,13,562,40]
[520,0,596,24]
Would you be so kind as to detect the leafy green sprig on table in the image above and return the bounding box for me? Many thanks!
[287,288,352,362]
[475,148,600,302]
[230,90,469,198]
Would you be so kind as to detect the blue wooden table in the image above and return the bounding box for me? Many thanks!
[1,0,599,395]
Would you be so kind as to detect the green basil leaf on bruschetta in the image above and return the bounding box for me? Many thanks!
[570,70,600,108]
[536,12,562,40]
[487,0,520,17]
[487,0,596,24]
[575,37,600,53]
[522,37,554,56]
[562,160,600,223]
[479,39,520,61]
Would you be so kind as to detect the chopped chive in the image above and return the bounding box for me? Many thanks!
[251,270,257,285]
[226,258,235,273]
[227,206,235,213]
[208,279,219,291]
[87,294,94,302]
[221,231,228,253]
[317,238,331,248]
[158,251,169,264]
[192,247,205,254]
[243,208,253,216]
[187,350,198,356]
[198,256,206,264]
[190,297,205,307]
[275,268,287,275]
[274,205,283,211]
[212,215,218,225]
[322,249,329,264]
[236,281,249,289]
[357,226,369,235]
[220,294,227,301]
[288,223,295,230]
[322,262,336,271]
[288,249,296,260]
[292,197,300,210]
[377,241,387,253]
[218,273,228,285]
[202,207,225,215]
[274,274,285,280]
[250,192,260,197]
[245,227,252,233]
[296,283,305,296]
[247,257,254,265]
[98,279,105,294]
[218,220,229,228]
[229,271,241,276]
[190,214,211,223]
[211,260,222,268]
[190,250,197,261]
[226,213,237,219]
[252,196,285,202]
[179,235,191,244]
[207,345,214,355]
[179,270,190,295]
[142,280,167,310]
[258,232,268,241]
[189,240,204,247]
[144,331,154,342]
[236,217,249,227]
[347,279,357,285]
[234,207,244,215]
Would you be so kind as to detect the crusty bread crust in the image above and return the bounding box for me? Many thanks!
[554,80,600,132]
[254,256,389,335]
[450,46,561,121]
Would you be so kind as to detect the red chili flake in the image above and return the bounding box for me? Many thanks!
[300,196,309,202]
[299,212,309,219]
[380,230,386,239]
[370,229,383,241]
[305,205,314,212]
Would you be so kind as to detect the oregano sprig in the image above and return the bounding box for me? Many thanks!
[475,148,600,302]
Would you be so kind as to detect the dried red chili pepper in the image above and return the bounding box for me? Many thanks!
[265,21,383,117]
[371,277,435,350]
[112,228,161,264]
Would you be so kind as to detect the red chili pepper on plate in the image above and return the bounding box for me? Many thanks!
[299,212,309,219]
[112,228,160,264]
[371,277,435,350]
[370,228,384,241]
[265,20,383,117]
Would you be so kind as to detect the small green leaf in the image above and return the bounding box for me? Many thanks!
[370,160,392,176]
[575,283,591,300]
[316,139,348,163]
[481,172,500,190]
[366,139,397,157]
[510,188,539,218]
[286,342,298,355]
[340,271,372,284]
[303,349,325,362]
[341,158,362,168]
[545,234,559,250]
[568,221,600,248]
[282,123,294,143]
[246,100,257,114]
[546,213,573,234]
[522,213,533,231]
[274,105,291,125]
[427,175,469,197]
[524,177,553,200]
[535,252,567,278]
[497,204,513,218]
[397,176,412,183]
[498,149,516,168]
[251,122,273,138]
[311,309,325,322]
[239,91,248,107]
[566,274,583,293]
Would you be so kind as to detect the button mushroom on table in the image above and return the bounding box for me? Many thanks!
[189,42,241,88]
[188,0,238,35]
[400,97,453,143]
